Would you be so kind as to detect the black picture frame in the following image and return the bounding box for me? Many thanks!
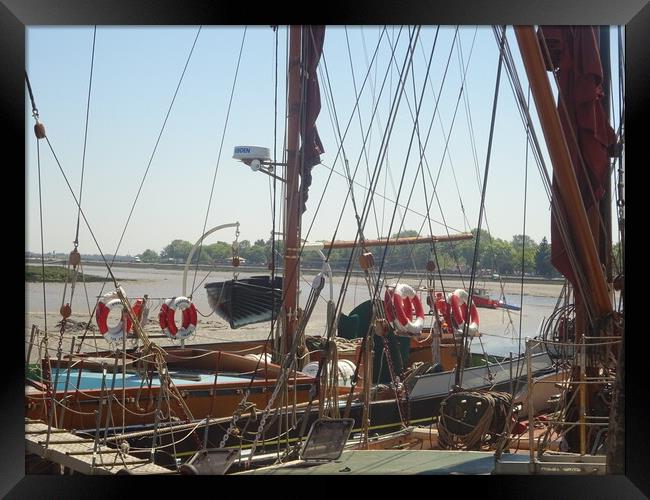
[4,0,646,496]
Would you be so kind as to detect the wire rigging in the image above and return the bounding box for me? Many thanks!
[74,26,97,248]
[190,26,248,299]
[455,25,507,389]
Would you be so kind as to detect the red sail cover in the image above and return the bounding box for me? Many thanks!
[539,26,616,285]
[300,25,325,213]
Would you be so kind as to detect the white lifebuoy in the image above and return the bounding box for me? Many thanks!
[159,296,197,340]
[383,283,425,337]
[448,289,480,337]
[95,293,146,343]
[95,292,127,343]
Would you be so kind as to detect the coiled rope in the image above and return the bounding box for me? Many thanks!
[437,390,512,450]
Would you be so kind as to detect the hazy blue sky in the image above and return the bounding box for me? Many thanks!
[25,26,622,257]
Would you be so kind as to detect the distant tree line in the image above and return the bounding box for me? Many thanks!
[138,229,562,278]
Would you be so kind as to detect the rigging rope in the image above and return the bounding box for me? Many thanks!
[437,390,512,450]
[26,61,205,450]
[516,86,532,363]
[367,27,443,314]
[74,26,96,248]
[387,27,470,285]
[455,26,507,389]
[495,26,596,325]
[75,26,203,352]
[269,25,280,337]
[345,26,381,238]
[301,26,390,257]
[190,26,247,298]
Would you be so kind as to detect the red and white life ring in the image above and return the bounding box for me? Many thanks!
[95,294,144,343]
[159,296,197,340]
[383,283,425,337]
[448,289,480,336]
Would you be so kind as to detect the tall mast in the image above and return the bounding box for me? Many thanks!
[514,26,612,319]
[598,26,613,285]
[516,25,618,458]
[600,24,624,474]
[282,25,303,354]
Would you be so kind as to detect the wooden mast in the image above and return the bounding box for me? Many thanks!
[515,25,618,458]
[599,26,613,286]
[513,26,612,319]
[599,25,624,474]
[282,25,303,354]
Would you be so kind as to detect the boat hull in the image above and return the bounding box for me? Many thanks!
[102,353,555,468]
[204,276,282,329]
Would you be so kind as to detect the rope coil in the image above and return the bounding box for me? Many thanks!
[437,390,513,450]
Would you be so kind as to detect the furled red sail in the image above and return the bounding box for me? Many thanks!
[299,25,325,213]
[538,26,616,285]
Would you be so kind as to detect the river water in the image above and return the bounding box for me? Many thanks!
[26,263,566,359]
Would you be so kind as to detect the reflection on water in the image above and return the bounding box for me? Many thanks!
[26,264,566,357]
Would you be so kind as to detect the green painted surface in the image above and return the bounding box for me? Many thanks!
[337,300,411,384]
[237,450,496,475]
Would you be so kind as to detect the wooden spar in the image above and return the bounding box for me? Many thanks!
[318,232,473,250]
[514,26,612,318]
[282,26,302,353]
[599,26,613,285]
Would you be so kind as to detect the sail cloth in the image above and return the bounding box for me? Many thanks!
[538,26,616,285]
[299,25,325,214]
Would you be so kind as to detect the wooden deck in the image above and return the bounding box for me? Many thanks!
[234,449,496,475]
[25,420,174,475]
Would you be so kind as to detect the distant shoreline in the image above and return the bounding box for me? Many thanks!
[25,264,132,283]
[25,258,564,286]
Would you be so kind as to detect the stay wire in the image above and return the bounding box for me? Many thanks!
[344,26,381,239]
[36,139,48,337]
[381,32,465,288]
[270,25,279,332]
[301,26,390,261]
[74,26,97,247]
[390,27,441,277]
[325,26,417,324]
[514,86,531,394]
[508,27,603,323]
[191,26,247,298]
[317,161,460,231]
[26,72,46,336]
[392,28,469,284]
[357,27,421,250]
[111,26,202,267]
[456,25,506,389]
[59,26,201,351]
[371,26,434,303]
[383,27,468,285]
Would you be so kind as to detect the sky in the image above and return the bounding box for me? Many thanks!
[25,26,623,257]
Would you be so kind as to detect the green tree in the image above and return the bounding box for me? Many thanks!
[204,242,231,262]
[511,234,537,249]
[612,241,622,271]
[454,228,491,272]
[535,237,553,277]
[243,244,266,264]
[160,239,193,262]
[511,234,538,274]
[490,239,516,274]
[139,249,160,263]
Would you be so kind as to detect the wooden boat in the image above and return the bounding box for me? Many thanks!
[205,275,283,329]
[23,23,622,479]
[424,285,520,318]
[224,24,624,476]
[25,342,319,430]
